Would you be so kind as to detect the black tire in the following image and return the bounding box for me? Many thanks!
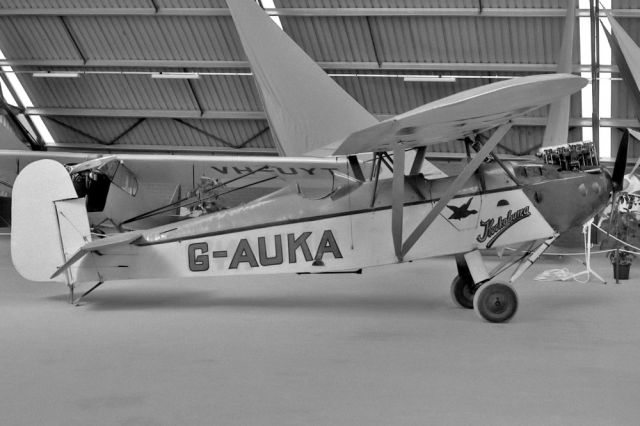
[473,282,518,323]
[450,275,475,309]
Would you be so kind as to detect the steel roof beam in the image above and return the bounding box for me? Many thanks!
[25,108,267,120]
[1,8,639,18]
[1,59,615,74]
[0,59,250,68]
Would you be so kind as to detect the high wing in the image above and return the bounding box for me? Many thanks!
[332,73,587,156]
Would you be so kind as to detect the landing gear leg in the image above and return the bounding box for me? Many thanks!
[450,251,490,309]
[451,235,558,322]
[473,234,558,323]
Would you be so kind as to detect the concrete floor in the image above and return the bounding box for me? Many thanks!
[1,235,639,426]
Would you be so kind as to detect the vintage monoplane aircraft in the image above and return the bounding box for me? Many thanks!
[8,0,622,323]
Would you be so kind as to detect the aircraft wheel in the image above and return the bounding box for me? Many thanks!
[450,275,475,309]
[473,282,518,323]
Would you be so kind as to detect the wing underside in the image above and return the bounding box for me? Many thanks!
[332,74,588,156]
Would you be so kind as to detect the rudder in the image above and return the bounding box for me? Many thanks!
[11,159,91,283]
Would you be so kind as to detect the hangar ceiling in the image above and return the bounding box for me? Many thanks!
[0,1,637,157]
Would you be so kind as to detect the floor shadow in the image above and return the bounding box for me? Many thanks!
[70,288,444,314]
[523,291,614,321]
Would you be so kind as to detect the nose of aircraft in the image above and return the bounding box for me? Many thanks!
[525,169,612,233]
[527,131,627,234]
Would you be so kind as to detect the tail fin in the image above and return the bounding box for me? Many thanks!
[604,12,640,112]
[11,159,91,283]
[541,0,577,147]
[227,0,377,156]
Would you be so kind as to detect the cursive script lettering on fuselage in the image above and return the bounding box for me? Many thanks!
[476,206,531,248]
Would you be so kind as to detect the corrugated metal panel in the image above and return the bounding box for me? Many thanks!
[281,15,565,65]
[376,16,562,64]
[159,0,227,7]
[0,0,582,156]
[282,16,376,62]
[0,0,152,9]
[44,117,274,149]
[117,118,273,149]
[275,0,564,8]
[16,71,262,113]
[193,75,262,112]
[65,16,243,61]
[0,0,229,9]
[18,73,199,110]
[0,17,81,60]
[42,116,140,144]
[167,119,273,149]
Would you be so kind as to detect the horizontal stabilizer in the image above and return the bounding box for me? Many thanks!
[333,74,587,156]
[50,231,143,279]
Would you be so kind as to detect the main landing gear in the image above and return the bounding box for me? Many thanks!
[473,282,518,323]
[450,275,518,323]
[450,275,476,309]
[450,235,558,323]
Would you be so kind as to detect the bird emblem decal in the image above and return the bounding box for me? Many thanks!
[446,198,478,220]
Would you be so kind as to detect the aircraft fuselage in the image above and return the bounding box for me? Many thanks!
[69,162,611,283]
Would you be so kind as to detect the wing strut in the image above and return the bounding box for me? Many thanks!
[409,146,427,175]
[391,143,405,260]
[391,123,513,261]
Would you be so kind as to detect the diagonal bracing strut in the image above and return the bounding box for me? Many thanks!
[391,122,513,261]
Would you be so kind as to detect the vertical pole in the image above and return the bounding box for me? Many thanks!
[615,248,620,284]
[590,0,600,154]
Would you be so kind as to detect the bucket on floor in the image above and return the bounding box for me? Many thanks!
[613,263,631,280]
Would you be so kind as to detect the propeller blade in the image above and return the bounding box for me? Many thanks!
[612,129,629,192]
[628,128,640,176]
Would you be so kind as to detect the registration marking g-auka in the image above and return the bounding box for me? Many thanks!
[187,229,343,271]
